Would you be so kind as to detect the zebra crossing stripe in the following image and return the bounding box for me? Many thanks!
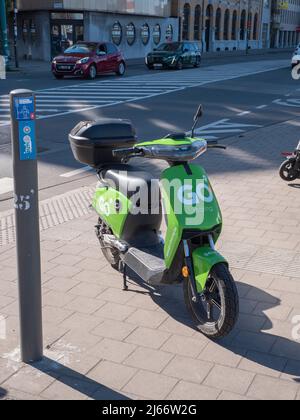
[0,59,288,126]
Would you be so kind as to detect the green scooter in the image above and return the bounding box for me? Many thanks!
[69,106,239,339]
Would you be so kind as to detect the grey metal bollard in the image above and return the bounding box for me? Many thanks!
[10,89,43,363]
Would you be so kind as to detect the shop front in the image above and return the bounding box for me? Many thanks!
[13,1,179,62]
[50,12,84,58]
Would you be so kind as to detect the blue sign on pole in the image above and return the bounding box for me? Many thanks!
[14,96,35,121]
[18,121,37,161]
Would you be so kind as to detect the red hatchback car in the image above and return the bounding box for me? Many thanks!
[51,41,126,80]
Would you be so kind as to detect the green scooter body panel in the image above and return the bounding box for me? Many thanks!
[161,163,223,269]
[92,187,132,238]
[192,247,227,292]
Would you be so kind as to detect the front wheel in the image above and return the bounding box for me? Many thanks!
[87,64,97,80]
[279,159,298,181]
[176,58,183,71]
[183,263,239,339]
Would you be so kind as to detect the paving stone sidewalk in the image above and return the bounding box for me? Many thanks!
[1,119,300,400]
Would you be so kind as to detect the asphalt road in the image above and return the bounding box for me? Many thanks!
[0,51,299,212]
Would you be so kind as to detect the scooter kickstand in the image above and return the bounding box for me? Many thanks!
[123,264,129,291]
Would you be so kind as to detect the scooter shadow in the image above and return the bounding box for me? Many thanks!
[288,183,300,189]
[126,271,300,383]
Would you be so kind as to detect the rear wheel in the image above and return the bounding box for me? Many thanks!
[183,263,239,339]
[279,159,298,181]
[96,218,120,270]
[116,61,126,76]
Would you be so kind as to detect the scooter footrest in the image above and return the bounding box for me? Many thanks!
[124,245,166,285]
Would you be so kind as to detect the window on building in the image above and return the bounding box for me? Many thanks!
[182,3,191,40]
[215,8,222,41]
[248,13,253,40]
[112,22,122,46]
[194,5,201,41]
[240,10,246,40]
[153,24,161,45]
[253,13,258,40]
[232,11,237,40]
[126,23,136,46]
[224,9,230,40]
[141,23,150,45]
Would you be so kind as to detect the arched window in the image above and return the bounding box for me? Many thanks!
[232,11,237,40]
[182,3,191,40]
[240,10,246,40]
[248,13,253,40]
[253,13,258,40]
[215,8,222,41]
[224,9,230,40]
[194,5,201,41]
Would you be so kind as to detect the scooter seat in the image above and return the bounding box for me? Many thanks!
[101,165,158,200]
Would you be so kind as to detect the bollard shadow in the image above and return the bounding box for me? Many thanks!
[125,272,300,383]
[31,357,130,400]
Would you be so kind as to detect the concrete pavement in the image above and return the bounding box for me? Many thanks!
[0,117,300,400]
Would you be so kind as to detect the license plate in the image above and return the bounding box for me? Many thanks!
[154,64,163,68]
[59,66,71,70]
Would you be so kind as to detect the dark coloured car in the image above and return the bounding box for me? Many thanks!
[146,42,201,71]
[51,41,126,80]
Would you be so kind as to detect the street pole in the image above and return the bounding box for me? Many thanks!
[10,89,43,364]
[13,0,18,68]
[0,0,10,68]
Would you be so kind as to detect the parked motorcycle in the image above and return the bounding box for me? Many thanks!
[279,141,300,182]
[69,106,239,339]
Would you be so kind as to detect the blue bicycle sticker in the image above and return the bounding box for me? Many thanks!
[14,96,35,121]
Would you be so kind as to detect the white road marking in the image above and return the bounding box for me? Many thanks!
[0,59,289,127]
[237,111,251,116]
[60,166,93,178]
[0,178,14,195]
[273,98,300,107]
[256,105,267,109]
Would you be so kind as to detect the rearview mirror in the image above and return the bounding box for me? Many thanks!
[194,105,203,122]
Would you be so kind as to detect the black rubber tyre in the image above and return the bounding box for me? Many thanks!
[87,64,97,80]
[176,58,183,70]
[279,159,298,182]
[183,263,239,339]
[194,57,201,68]
[97,219,120,271]
[147,64,154,70]
[116,61,126,76]
[54,74,64,79]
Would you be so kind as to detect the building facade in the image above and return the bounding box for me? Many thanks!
[271,0,300,47]
[261,0,272,48]
[173,0,264,52]
[13,0,179,61]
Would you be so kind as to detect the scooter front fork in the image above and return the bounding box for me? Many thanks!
[183,240,198,303]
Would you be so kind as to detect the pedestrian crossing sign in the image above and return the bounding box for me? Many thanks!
[14,97,35,121]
